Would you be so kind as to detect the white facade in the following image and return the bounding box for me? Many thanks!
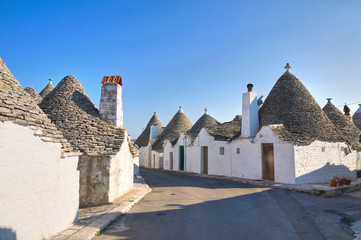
[108,136,134,201]
[241,91,259,138]
[294,140,357,184]
[162,124,359,185]
[139,145,151,167]
[0,121,79,240]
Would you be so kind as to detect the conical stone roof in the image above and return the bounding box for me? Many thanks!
[207,115,242,141]
[259,67,342,144]
[353,105,361,131]
[322,100,361,150]
[187,112,220,140]
[39,79,54,98]
[0,57,76,156]
[152,108,193,152]
[24,87,42,104]
[135,112,163,147]
[39,75,125,156]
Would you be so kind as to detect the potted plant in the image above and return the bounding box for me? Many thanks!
[338,178,344,186]
[343,179,352,185]
[330,176,338,187]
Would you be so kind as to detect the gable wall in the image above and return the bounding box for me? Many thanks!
[139,146,151,167]
[0,121,79,240]
[108,137,134,201]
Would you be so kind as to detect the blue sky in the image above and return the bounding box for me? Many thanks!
[1,0,361,138]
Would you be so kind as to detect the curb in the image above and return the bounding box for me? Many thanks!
[142,167,361,197]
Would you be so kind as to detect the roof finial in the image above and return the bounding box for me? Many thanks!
[154,112,156,115]
[205,108,208,114]
[326,98,332,103]
[179,106,182,110]
[49,78,53,83]
[344,103,351,116]
[284,63,292,72]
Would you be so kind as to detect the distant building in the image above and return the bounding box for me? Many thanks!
[137,64,361,184]
[39,78,54,98]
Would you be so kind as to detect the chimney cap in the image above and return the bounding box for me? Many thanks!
[326,98,332,103]
[101,76,122,86]
[247,84,253,92]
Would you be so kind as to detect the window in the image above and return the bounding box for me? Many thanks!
[236,148,240,154]
[321,147,325,152]
[220,147,224,155]
[150,125,158,139]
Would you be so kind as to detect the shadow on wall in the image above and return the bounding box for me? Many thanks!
[134,163,139,175]
[0,228,16,240]
[72,91,100,118]
[296,163,356,184]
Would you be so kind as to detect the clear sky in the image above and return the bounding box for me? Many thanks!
[1,0,361,139]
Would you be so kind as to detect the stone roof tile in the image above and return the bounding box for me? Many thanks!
[323,100,361,150]
[152,107,192,152]
[259,66,342,144]
[135,112,163,147]
[0,57,79,157]
[39,75,126,156]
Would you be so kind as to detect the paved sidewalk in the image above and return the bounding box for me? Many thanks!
[48,177,151,240]
[145,167,361,197]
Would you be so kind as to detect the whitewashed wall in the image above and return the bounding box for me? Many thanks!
[230,139,261,179]
[139,145,151,167]
[163,140,172,170]
[150,150,162,168]
[0,121,79,240]
[254,127,295,183]
[108,136,134,202]
[294,140,357,184]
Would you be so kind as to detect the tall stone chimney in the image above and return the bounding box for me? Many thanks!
[241,83,259,138]
[99,76,123,128]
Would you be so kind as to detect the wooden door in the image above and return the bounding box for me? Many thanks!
[262,143,274,181]
[202,146,208,174]
[179,146,185,171]
[170,152,173,170]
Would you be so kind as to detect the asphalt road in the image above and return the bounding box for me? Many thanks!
[95,168,359,240]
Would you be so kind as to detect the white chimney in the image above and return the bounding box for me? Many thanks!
[241,83,259,138]
[99,76,123,128]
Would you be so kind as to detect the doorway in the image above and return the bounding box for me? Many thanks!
[179,146,185,171]
[170,152,173,170]
[201,146,208,174]
[262,143,274,181]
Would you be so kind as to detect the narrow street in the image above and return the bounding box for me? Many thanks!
[96,169,361,240]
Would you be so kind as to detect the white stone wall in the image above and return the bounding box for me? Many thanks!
[108,137,134,201]
[163,140,172,170]
[0,121,79,240]
[139,145,151,167]
[294,140,357,184]
[230,139,261,179]
[99,82,123,127]
[253,127,295,183]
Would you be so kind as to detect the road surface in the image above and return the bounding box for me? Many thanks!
[95,169,344,240]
